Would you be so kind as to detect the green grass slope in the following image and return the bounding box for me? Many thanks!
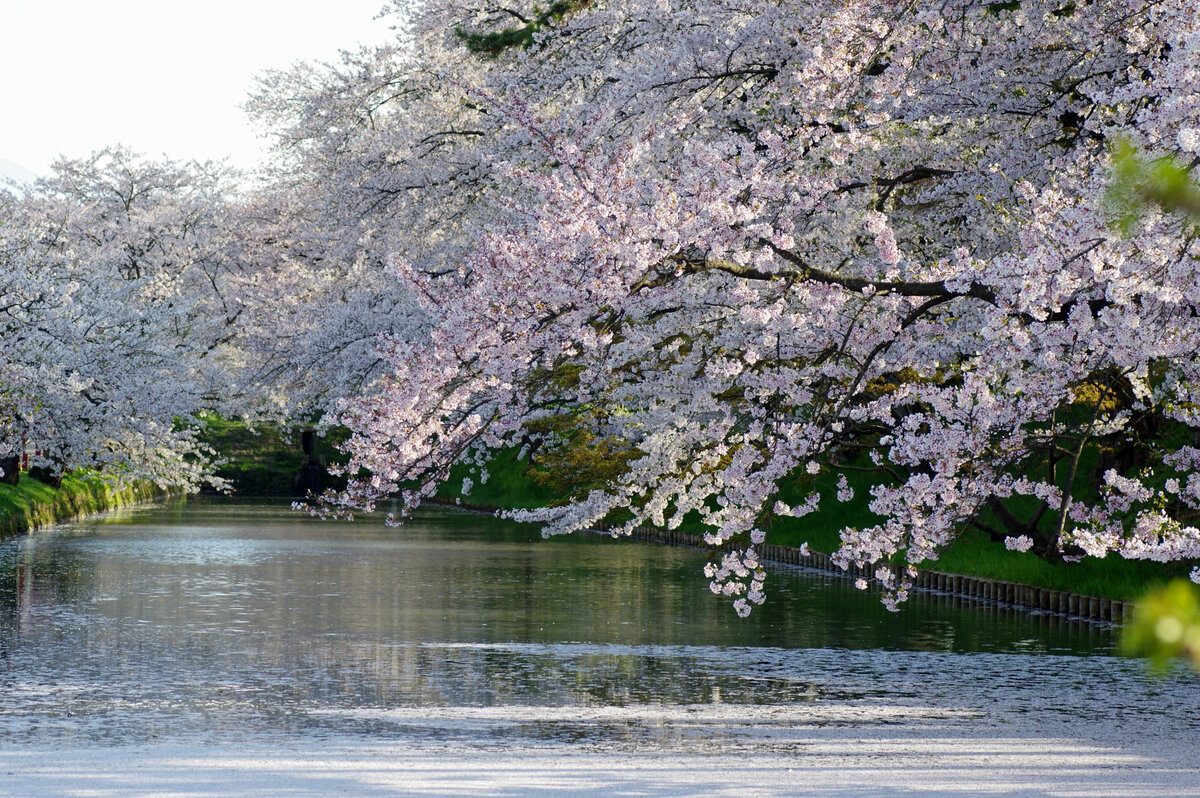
[0,473,164,538]
[436,450,1178,602]
[198,416,348,495]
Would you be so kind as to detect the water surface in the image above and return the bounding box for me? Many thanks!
[0,498,1194,752]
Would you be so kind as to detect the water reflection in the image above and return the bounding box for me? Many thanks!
[0,497,1192,750]
[1,499,1113,652]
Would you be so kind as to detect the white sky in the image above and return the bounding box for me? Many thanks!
[1,0,399,176]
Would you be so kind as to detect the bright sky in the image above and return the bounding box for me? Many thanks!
[1,0,399,176]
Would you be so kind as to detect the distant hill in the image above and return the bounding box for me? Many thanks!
[0,158,39,190]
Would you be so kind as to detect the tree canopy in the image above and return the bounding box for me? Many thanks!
[4,0,1199,613]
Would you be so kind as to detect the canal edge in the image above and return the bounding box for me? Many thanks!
[0,481,176,541]
[424,496,1131,625]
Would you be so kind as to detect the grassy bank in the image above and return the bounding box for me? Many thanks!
[766,518,1181,602]
[435,449,1182,602]
[435,447,562,508]
[0,473,167,538]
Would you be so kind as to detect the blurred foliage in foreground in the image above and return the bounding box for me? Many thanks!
[1107,138,1200,231]
[1122,581,1200,672]
[1107,142,1200,671]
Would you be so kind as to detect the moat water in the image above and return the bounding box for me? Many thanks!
[0,497,1195,753]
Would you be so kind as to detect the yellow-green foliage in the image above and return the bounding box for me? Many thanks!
[1107,138,1200,232]
[865,366,934,396]
[526,361,587,394]
[1070,381,1128,412]
[531,430,639,503]
[1122,579,1200,671]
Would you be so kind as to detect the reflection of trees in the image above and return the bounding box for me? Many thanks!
[0,503,1113,717]
[0,536,101,621]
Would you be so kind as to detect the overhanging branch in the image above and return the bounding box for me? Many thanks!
[633,244,998,306]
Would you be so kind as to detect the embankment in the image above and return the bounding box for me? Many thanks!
[0,474,169,539]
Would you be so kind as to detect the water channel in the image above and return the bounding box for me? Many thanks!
[1,497,1198,794]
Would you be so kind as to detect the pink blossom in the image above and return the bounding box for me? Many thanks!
[239,0,1200,615]
[1005,535,1035,553]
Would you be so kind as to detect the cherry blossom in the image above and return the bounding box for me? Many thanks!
[292,0,1200,612]
[6,0,1196,615]
[0,148,245,488]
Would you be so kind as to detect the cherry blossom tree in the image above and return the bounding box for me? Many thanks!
[241,20,505,417]
[0,147,245,488]
[217,175,430,420]
[288,0,1200,613]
